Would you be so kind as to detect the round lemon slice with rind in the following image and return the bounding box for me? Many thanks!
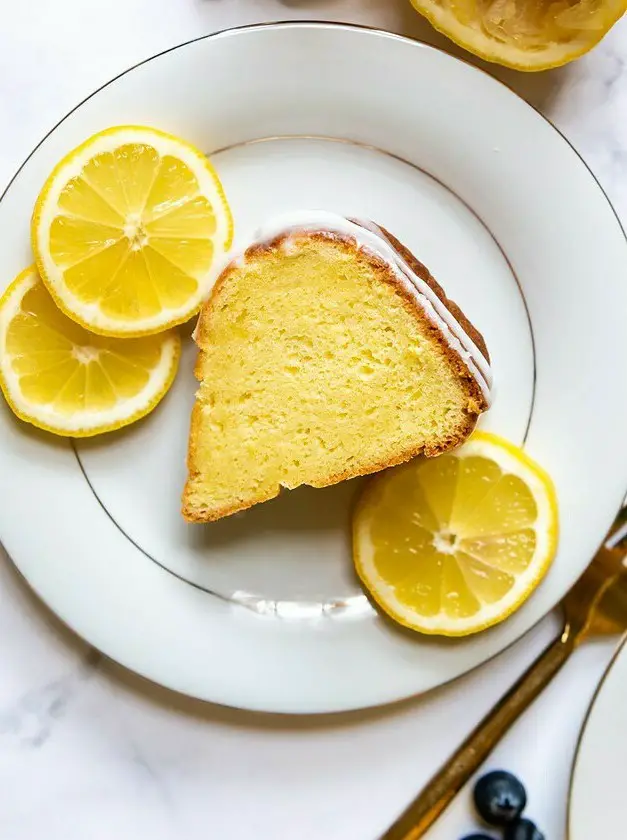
[410,0,626,71]
[353,432,558,636]
[0,267,180,437]
[32,126,233,337]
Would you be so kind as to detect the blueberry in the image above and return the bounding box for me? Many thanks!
[460,835,496,840]
[503,818,545,840]
[473,770,527,825]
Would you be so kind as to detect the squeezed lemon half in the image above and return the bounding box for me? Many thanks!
[32,125,233,337]
[0,266,180,437]
[410,0,626,71]
[353,432,558,636]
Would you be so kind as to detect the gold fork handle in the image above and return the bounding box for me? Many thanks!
[381,626,575,840]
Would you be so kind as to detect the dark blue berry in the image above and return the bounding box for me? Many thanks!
[503,818,545,840]
[473,770,527,825]
[460,835,496,840]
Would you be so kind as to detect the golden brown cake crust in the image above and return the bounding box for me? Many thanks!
[183,226,489,523]
[364,223,490,364]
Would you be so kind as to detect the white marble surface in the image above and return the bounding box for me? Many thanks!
[1,1,626,838]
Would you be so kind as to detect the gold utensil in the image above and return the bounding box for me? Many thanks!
[382,508,627,840]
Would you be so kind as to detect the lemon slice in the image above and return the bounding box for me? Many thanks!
[0,266,180,437]
[32,125,233,337]
[353,432,558,636]
[410,0,626,71]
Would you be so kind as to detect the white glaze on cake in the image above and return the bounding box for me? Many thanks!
[210,210,492,405]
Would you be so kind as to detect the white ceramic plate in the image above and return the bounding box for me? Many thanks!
[569,637,627,838]
[1,22,627,713]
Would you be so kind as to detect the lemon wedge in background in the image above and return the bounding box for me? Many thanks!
[32,126,233,337]
[353,432,558,636]
[0,267,180,437]
[410,0,626,71]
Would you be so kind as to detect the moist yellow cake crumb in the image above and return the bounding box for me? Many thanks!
[182,226,489,523]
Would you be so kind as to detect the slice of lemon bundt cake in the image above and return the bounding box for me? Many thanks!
[182,211,491,522]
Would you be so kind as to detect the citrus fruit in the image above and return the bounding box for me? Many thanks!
[32,125,233,337]
[410,0,626,71]
[353,431,558,636]
[0,266,180,437]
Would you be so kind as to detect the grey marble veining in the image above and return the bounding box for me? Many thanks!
[0,650,101,749]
